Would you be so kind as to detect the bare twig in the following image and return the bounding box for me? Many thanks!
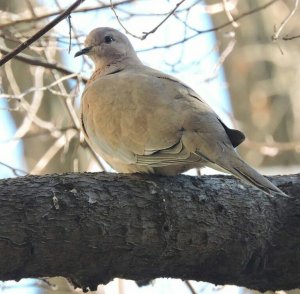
[15,68,56,137]
[0,73,79,101]
[139,0,279,52]
[222,0,239,28]
[110,0,142,39]
[272,0,299,40]
[282,34,300,40]
[38,35,105,172]
[0,162,28,176]
[0,47,88,83]
[138,33,198,52]
[204,32,236,82]
[0,0,86,67]
[0,127,77,143]
[67,15,72,54]
[193,0,278,34]
[184,281,197,294]
[111,0,239,21]
[30,129,77,175]
[0,0,135,30]
[25,0,36,16]
[141,0,187,40]
[110,0,187,40]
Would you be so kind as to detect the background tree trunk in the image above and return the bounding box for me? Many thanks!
[0,172,299,292]
[209,0,300,168]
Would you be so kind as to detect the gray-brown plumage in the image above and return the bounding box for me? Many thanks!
[75,27,287,197]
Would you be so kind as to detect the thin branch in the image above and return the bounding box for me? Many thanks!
[111,0,199,18]
[25,0,37,16]
[29,129,77,175]
[0,127,77,143]
[0,41,104,174]
[138,33,199,52]
[0,47,88,83]
[0,162,28,176]
[110,0,187,40]
[139,0,279,52]
[282,34,300,40]
[140,0,187,40]
[41,39,105,172]
[67,15,72,54]
[272,0,299,40]
[0,0,135,30]
[0,0,86,67]
[222,0,239,28]
[191,0,278,34]
[0,32,84,47]
[15,68,56,137]
[112,1,239,20]
[110,0,143,39]
[37,34,105,172]
[184,281,197,294]
[1,73,78,99]
[204,33,236,82]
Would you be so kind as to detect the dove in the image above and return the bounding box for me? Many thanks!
[75,27,287,197]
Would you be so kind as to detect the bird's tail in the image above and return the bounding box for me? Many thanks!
[226,158,287,197]
[196,150,288,197]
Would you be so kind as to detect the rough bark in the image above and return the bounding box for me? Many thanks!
[0,172,299,292]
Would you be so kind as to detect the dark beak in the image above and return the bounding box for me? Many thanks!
[74,46,92,57]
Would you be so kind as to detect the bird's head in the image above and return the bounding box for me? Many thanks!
[75,27,140,69]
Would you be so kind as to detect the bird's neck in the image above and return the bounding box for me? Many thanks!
[86,56,143,87]
[93,56,142,77]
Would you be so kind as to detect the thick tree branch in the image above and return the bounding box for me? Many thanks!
[0,172,299,292]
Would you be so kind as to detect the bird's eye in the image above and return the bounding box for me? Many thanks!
[104,35,114,44]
